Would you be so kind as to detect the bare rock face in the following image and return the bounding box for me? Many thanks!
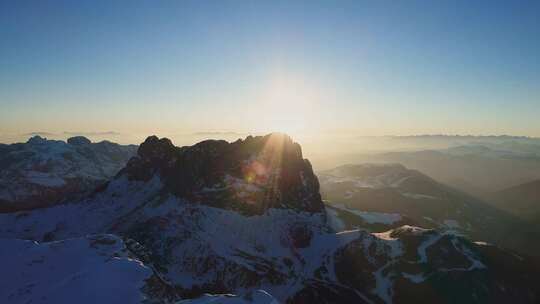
[67,136,92,145]
[122,133,324,215]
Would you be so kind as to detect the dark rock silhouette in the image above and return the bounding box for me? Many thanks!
[67,136,92,145]
[122,133,324,215]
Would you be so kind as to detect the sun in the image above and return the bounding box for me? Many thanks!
[255,72,320,137]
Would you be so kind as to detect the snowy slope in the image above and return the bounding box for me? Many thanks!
[177,290,278,303]
[0,234,153,304]
[0,177,332,300]
[2,170,538,303]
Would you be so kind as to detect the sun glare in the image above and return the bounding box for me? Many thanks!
[255,73,320,137]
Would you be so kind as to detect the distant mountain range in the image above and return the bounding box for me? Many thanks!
[318,163,540,257]
[0,134,539,303]
[338,145,540,198]
[0,135,137,212]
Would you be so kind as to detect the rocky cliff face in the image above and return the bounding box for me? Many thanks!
[121,133,323,215]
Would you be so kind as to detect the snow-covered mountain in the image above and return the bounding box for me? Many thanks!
[318,163,540,257]
[1,134,539,303]
[0,233,278,304]
[0,136,137,212]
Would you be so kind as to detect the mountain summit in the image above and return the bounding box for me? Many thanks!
[121,133,324,215]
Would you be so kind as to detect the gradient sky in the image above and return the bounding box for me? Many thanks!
[1,0,539,143]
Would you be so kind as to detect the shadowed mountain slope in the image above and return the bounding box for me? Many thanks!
[318,163,540,257]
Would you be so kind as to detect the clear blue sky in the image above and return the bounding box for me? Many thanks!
[1,0,539,142]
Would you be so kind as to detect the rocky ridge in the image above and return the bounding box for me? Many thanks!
[0,136,137,212]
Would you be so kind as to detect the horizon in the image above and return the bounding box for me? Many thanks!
[3,130,540,146]
[4,130,540,168]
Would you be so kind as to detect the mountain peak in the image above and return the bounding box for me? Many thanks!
[26,135,47,144]
[67,136,91,145]
[137,135,176,161]
[124,133,323,215]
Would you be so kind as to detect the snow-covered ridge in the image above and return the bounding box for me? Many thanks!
[0,135,136,211]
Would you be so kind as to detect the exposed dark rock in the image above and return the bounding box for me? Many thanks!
[26,135,47,144]
[288,223,313,248]
[67,136,92,145]
[122,133,324,215]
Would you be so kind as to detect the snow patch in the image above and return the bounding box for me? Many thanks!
[331,203,402,225]
[178,290,279,303]
[473,241,489,246]
[402,272,426,283]
[417,233,441,263]
[401,193,439,200]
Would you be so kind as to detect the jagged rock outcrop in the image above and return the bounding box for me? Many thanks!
[121,133,324,215]
[67,136,92,145]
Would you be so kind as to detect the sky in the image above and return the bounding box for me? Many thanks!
[1,0,540,144]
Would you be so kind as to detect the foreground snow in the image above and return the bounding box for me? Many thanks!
[0,165,536,303]
[0,234,152,304]
[178,290,279,304]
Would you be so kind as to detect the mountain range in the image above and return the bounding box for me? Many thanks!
[335,146,540,198]
[0,135,136,212]
[318,163,540,257]
[0,134,539,304]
